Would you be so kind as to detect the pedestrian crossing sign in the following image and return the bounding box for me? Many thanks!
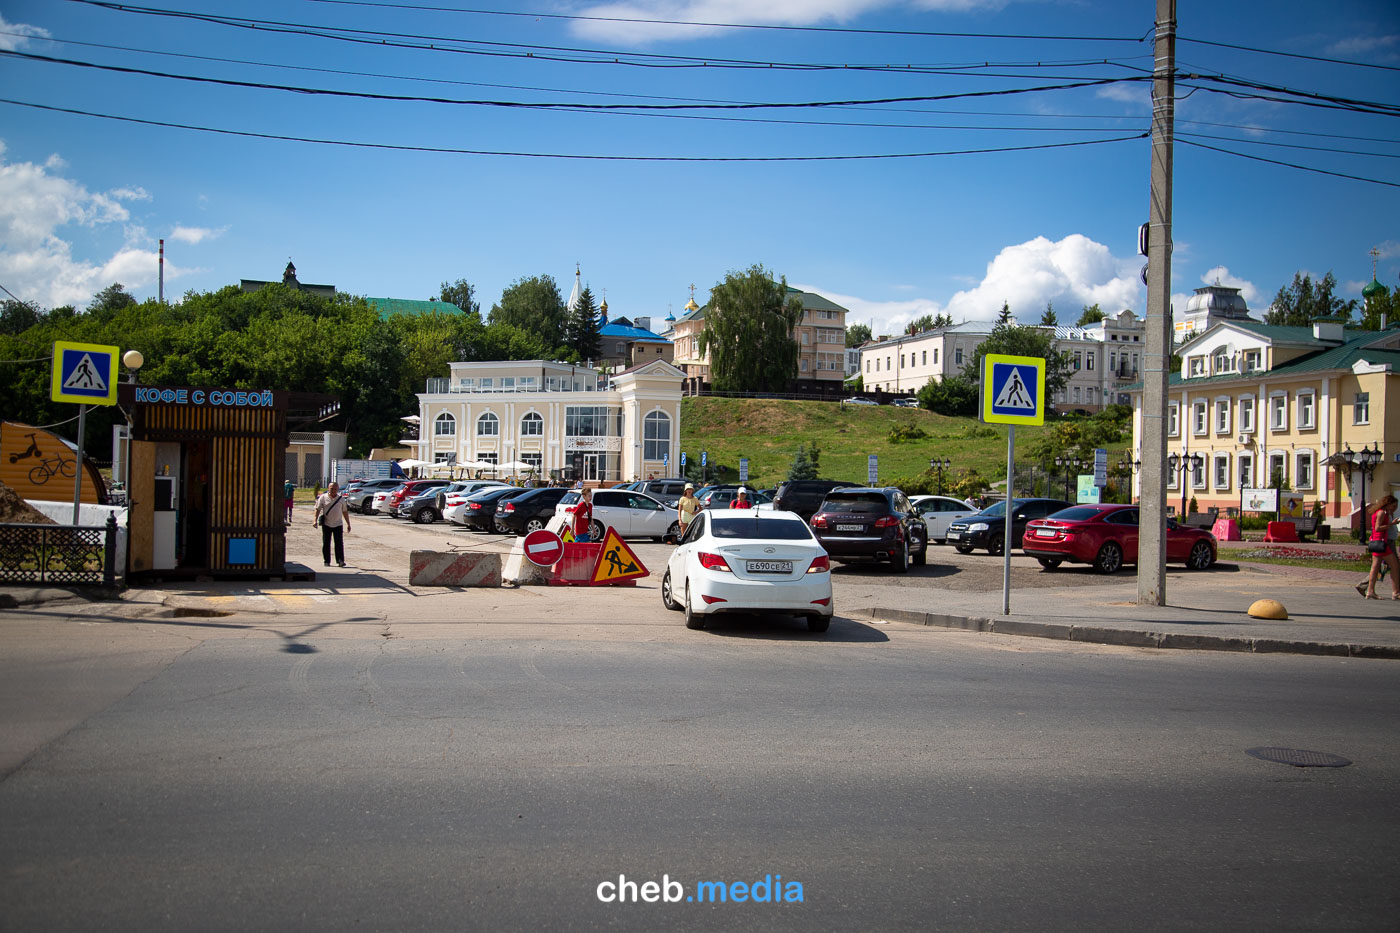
[51,341,119,405]
[981,353,1045,426]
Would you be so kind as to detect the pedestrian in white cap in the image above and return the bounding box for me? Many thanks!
[732,486,753,509]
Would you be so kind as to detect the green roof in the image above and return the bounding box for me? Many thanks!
[366,297,466,319]
[1125,328,1400,391]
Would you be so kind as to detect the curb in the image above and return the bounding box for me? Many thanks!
[852,607,1400,660]
[0,585,123,608]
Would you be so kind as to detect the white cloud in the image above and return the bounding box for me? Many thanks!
[1326,34,1400,60]
[569,0,1005,43]
[169,224,226,245]
[1095,83,1150,108]
[1374,240,1400,260]
[0,147,191,308]
[943,234,1141,324]
[0,14,49,52]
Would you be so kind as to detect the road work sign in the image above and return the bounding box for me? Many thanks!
[981,354,1045,426]
[590,527,648,585]
[51,341,119,405]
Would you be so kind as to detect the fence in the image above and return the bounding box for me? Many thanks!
[0,514,119,587]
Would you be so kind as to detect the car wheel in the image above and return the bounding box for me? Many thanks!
[660,521,681,544]
[493,519,508,534]
[683,585,705,630]
[413,507,435,524]
[589,519,605,541]
[359,500,374,515]
[807,614,831,634]
[1093,541,1123,574]
[987,532,1005,557]
[954,544,974,554]
[661,569,682,610]
[1187,540,1215,570]
[890,538,909,573]
[1037,558,1062,570]
[911,532,927,566]
[525,518,546,534]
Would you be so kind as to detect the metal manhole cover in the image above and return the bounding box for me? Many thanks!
[1246,747,1352,768]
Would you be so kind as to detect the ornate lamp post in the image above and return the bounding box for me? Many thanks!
[1053,455,1084,500]
[1337,444,1383,540]
[1167,452,1204,517]
[1117,456,1142,503]
[929,456,950,496]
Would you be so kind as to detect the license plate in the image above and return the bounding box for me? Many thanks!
[746,560,793,574]
[1035,528,1056,538]
[946,531,960,539]
[835,524,863,532]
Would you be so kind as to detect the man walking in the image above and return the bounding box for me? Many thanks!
[313,481,352,568]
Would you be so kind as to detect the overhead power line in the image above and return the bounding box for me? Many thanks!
[1177,138,1400,188]
[0,96,1148,161]
[1179,34,1400,73]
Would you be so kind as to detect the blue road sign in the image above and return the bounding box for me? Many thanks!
[680,451,687,468]
[701,450,707,467]
[981,353,1045,426]
[51,341,118,406]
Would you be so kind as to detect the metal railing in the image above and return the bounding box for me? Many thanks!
[0,515,119,587]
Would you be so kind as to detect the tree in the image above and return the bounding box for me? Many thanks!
[846,322,871,348]
[488,275,567,348]
[1265,271,1356,326]
[698,265,802,392]
[964,319,1074,398]
[787,441,821,481]
[565,286,602,362]
[0,299,43,335]
[88,283,137,321]
[916,373,978,416]
[1076,303,1105,327]
[436,279,480,317]
[1039,302,1058,327]
[996,301,1014,325]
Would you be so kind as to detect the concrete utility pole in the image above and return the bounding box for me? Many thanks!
[1138,0,1176,606]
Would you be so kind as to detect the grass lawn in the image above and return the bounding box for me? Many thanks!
[678,397,1131,490]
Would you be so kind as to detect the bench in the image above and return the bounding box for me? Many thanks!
[1283,514,1328,541]
[1184,508,1219,529]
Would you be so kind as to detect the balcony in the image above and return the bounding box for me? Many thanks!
[424,378,597,394]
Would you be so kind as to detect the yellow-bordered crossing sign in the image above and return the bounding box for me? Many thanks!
[981,353,1045,426]
[51,341,119,406]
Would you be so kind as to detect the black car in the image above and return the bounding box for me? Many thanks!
[772,480,858,521]
[494,486,571,535]
[810,486,928,572]
[459,486,528,533]
[944,497,1073,556]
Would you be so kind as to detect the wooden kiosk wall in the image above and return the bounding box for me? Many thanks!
[123,387,288,577]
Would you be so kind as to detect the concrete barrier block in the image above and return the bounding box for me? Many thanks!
[409,550,502,587]
[503,543,550,586]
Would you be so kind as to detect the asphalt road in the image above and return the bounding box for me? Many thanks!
[2,598,1397,931]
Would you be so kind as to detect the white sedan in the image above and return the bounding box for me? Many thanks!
[661,509,834,633]
[910,494,979,544]
[442,481,511,525]
[555,489,682,541]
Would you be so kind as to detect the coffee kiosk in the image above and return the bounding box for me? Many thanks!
[119,384,290,579]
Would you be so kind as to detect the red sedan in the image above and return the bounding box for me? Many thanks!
[1021,504,1217,574]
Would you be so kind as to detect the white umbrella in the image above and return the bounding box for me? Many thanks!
[499,460,534,472]
[396,458,430,469]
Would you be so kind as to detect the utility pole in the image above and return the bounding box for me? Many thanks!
[1138,0,1176,606]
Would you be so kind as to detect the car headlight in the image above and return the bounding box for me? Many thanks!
[969,522,989,532]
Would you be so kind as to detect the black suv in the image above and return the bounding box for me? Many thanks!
[495,486,571,535]
[945,497,1073,556]
[810,487,928,572]
[772,480,858,521]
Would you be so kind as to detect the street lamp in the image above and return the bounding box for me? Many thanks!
[1167,452,1204,518]
[928,456,950,496]
[1053,455,1084,501]
[1117,456,1142,504]
[1336,444,1384,540]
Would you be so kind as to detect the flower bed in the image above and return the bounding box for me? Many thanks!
[1235,546,1367,563]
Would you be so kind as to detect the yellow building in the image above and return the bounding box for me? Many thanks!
[1129,320,1400,529]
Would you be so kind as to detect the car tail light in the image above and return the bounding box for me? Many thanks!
[468,502,482,510]
[811,515,828,529]
[501,503,514,513]
[806,555,830,574]
[873,515,900,528]
[697,552,732,572]
[701,594,728,605]
[810,597,831,606]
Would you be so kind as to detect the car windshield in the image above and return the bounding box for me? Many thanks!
[1049,507,1104,522]
[822,492,888,513]
[711,516,814,540]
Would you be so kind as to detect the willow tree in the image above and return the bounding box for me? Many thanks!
[698,265,802,392]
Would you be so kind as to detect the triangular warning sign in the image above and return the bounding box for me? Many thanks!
[590,526,648,585]
[62,353,107,392]
[560,526,575,543]
[993,366,1035,410]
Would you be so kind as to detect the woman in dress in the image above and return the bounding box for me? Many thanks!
[1363,493,1400,600]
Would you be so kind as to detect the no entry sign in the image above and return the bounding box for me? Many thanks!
[523,529,565,566]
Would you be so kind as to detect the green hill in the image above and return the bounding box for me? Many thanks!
[677,397,1132,494]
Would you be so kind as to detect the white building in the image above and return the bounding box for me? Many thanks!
[414,359,684,483]
[1051,309,1146,411]
[859,323,992,393]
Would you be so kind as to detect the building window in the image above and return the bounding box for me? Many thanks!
[643,411,671,461]
[1296,450,1314,489]
[476,413,499,437]
[1073,352,1082,371]
[477,452,498,466]
[1213,348,1234,373]
[800,358,809,371]
[1354,392,1369,425]
[1086,387,1095,403]
[1270,394,1288,431]
[1269,453,1286,486]
[522,452,542,471]
[1297,392,1315,429]
[1189,357,1204,377]
[1167,403,1179,437]
[866,360,871,373]
[1238,453,1254,489]
[921,350,927,365]
[1109,351,1117,371]
[934,348,940,365]
[1243,349,1262,372]
[1192,458,1206,489]
[955,348,964,366]
[521,412,543,436]
[900,354,905,368]
[1214,399,1230,433]
[1073,386,1081,403]
[1193,401,1208,435]
[434,412,456,436]
[1214,454,1230,490]
[1086,354,1095,371]
[1239,397,1255,433]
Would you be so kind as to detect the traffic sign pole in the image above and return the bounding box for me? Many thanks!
[71,404,86,524]
[1003,425,1014,616]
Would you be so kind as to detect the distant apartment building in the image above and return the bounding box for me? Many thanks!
[858,323,992,393]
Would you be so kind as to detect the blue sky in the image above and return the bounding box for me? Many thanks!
[1,0,1396,336]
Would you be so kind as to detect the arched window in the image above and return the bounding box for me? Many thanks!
[520,412,543,437]
[643,411,670,461]
[434,412,456,436]
[477,413,499,437]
